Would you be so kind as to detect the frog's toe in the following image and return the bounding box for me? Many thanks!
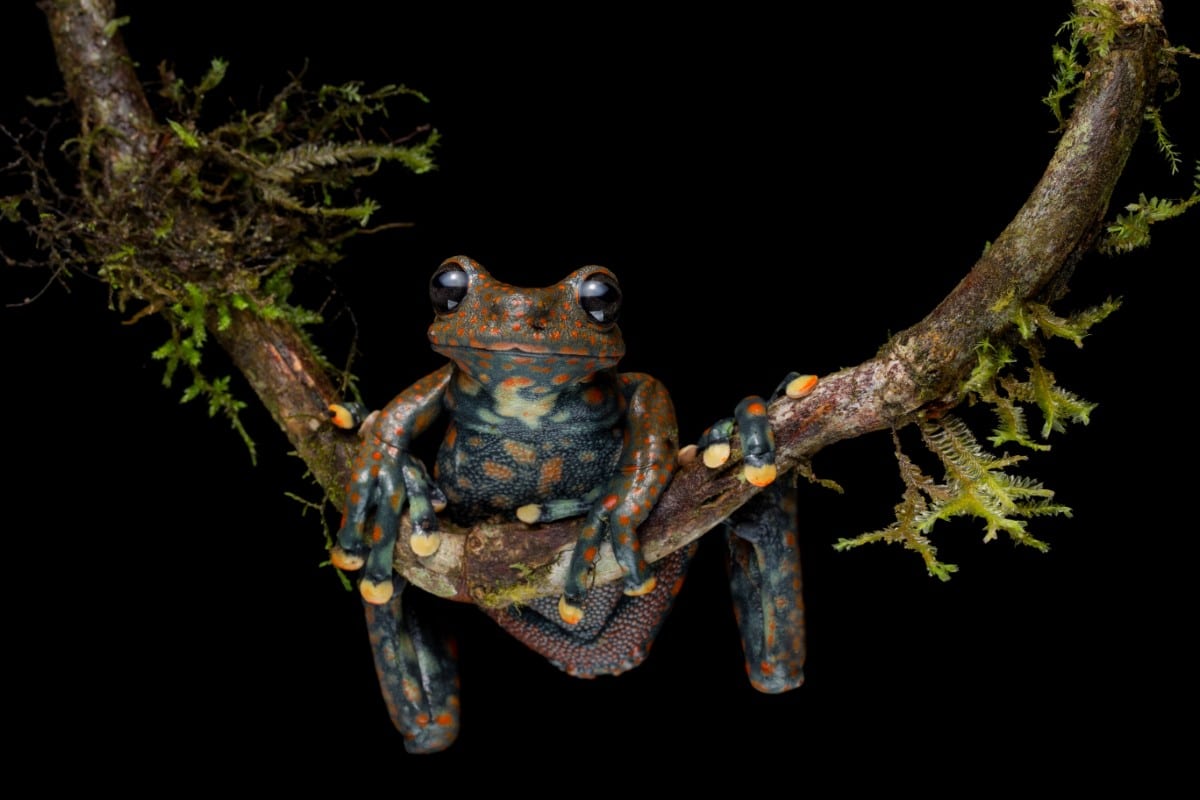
[328,401,369,430]
[623,575,657,597]
[409,531,441,558]
[558,595,585,625]
[517,504,542,524]
[360,576,395,604]
[743,461,777,487]
[784,372,819,399]
[703,441,732,468]
[697,419,735,468]
[329,545,365,571]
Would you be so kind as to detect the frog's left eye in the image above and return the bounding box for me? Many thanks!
[431,264,470,314]
[579,273,621,325]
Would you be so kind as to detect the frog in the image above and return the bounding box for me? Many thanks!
[330,255,818,753]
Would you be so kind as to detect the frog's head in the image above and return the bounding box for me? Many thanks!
[428,256,625,387]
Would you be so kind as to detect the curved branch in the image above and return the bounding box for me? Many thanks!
[43,0,1168,606]
[386,0,1168,606]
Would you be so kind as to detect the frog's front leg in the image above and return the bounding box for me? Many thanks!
[331,363,454,604]
[695,372,818,693]
[560,372,679,625]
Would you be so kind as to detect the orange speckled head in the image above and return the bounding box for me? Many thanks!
[428,256,626,385]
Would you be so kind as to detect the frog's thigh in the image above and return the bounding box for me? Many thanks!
[725,481,806,693]
[483,544,696,677]
[363,578,461,753]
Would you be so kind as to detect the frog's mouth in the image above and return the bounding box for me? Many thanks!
[432,343,622,386]
[432,341,622,363]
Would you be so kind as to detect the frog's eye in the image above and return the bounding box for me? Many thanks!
[579,272,621,325]
[431,264,470,314]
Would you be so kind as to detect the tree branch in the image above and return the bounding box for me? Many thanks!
[41,0,358,496]
[41,0,1169,607]
[387,0,1169,606]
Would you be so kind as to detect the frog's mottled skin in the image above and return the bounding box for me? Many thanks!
[332,256,814,752]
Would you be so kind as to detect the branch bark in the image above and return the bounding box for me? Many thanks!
[41,0,1168,606]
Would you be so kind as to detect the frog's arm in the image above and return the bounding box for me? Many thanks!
[331,363,454,604]
[559,372,678,624]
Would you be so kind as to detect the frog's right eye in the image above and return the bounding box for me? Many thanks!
[431,264,470,314]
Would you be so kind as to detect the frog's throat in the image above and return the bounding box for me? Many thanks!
[431,342,623,362]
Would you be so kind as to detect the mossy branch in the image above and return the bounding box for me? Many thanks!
[29,1,1176,606]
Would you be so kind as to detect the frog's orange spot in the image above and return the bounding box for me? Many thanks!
[435,713,455,727]
[370,465,381,477]
[784,531,797,547]
[371,524,383,543]
[415,712,431,727]
[538,457,564,493]
[746,401,767,416]
[504,440,537,464]
[603,494,619,510]
[618,515,631,526]
[350,492,361,505]
[792,577,803,591]
[372,451,383,461]
[617,532,630,545]
[483,461,514,481]
[583,546,598,562]
[671,576,685,596]
[760,661,774,675]
[445,425,458,447]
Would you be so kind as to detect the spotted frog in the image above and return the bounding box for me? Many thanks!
[331,256,816,752]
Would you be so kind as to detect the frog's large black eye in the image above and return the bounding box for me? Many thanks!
[430,263,469,314]
[579,272,621,325]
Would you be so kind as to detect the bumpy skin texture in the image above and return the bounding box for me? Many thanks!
[332,257,813,752]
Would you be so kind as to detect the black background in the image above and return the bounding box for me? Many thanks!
[3,1,1196,779]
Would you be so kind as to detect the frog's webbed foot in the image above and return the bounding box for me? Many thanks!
[331,435,446,605]
[363,576,461,753]
[691,372,818,692]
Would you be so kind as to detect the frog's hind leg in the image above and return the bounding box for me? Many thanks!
[482,543,696,678]
[361,577,461,753]
[724,479,806,693]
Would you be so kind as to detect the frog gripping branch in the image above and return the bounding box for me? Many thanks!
[329,257,815,749]
[25,0,1189,757]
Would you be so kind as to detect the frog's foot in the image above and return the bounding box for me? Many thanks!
[559,492,659,624]
[333,444,445,605]
[693,372,818,486]
[484,543,696,678]
[363,577,461,753]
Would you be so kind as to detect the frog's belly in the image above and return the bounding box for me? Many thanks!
[435,426,623,523]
